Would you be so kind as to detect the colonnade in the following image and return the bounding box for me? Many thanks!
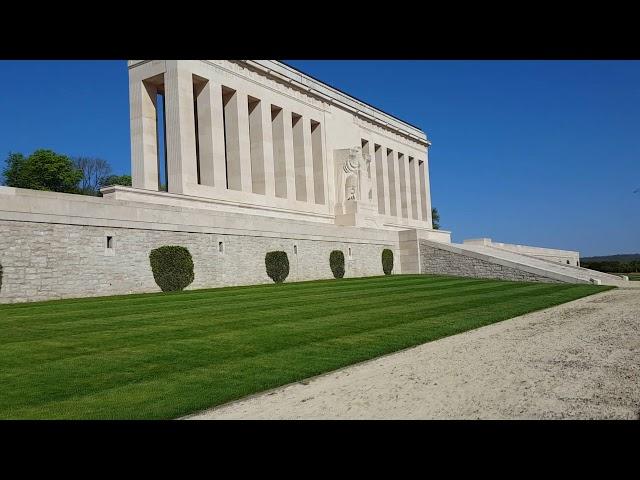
[362,139,432,226]
[129,61,433,228]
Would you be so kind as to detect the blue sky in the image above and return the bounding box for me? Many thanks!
[0,60,638,257]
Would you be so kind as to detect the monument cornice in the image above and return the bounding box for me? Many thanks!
[245,60,431,149]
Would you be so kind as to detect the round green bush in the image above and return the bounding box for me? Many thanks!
[149,246,195,292]
[329,250,345,279]
[382,249,394,275]
[265,251,289,283]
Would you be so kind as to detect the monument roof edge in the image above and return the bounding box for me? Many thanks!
[128,60,430,147]
[257,60,428,142]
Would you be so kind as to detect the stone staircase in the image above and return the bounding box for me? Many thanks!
[419,239,628,287]
[498,248,628,285]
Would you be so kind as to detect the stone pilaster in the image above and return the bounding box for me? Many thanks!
[164,61,198,194]
[303,117,315,203]
[129,77,158,191]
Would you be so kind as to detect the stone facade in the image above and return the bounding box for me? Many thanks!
[2,59,611,304]
[0,218,394,303]
[0,58,457,304]
[125,60,443,232]
[419,241,558,283]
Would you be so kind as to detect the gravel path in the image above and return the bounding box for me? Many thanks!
[186,284,640,420]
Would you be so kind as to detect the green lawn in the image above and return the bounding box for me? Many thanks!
[0,274,612,419]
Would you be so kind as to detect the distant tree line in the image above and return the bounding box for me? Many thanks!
[581,260,640,273]
[1,149,131,195]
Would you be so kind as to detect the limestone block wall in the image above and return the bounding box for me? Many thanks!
[0,219,395,304]
[419,240,558,283]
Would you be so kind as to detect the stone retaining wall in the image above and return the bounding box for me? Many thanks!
[419,241,558,283]
[0,219,395,304]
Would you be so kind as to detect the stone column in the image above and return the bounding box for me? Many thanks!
[236,91,253,193]
[412,155,423,221]
[310,120,325,205]
[369,147,378,210]
[386,149,397,216]
[419,154,433,228]
[247,98,265,195]
[271,106,288,199]
[193,80,214,187]
[393,150,402,218]
[376,146,390,215]
[423,149,433,227]
[303,117,315,203]
[403,154,414,220]
[164,61,198,194]
[129,77,158,191]
[282,108,297,202]
[198,80,227,189]
[261,101,276,198]
[399,153,411,219]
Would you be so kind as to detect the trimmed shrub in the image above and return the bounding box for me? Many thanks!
[265,251,289,283]
[329,250,345,279]
[149,246,195,292]
[382,249,394,275]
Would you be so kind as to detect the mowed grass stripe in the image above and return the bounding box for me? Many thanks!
[0,275,612,419]
[0,281,598,390]
[0,277,498,345]
[0,274,421,314]
[0,279,533,374]
[0,275,464,323]
[0,280,534,400]
[0,279,523,355]
[0,276,464,329]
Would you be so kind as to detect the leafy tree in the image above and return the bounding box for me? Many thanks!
[99,174,132,188]
[74,157,111,195]
[2,149,83,193]
[431,207,440,230]
[2,152,27,186]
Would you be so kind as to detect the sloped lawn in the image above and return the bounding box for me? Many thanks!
[0,274,612,419]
